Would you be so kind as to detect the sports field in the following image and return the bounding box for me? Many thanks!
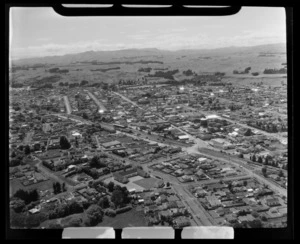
[132,177,161,190]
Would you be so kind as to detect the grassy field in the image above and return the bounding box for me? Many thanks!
[97,209,147,228]
[10,178,54,197]
[132,177,161,190]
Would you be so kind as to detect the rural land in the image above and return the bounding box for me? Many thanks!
[9,43,288,229]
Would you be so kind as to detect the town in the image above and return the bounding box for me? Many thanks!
[9,63,288,229]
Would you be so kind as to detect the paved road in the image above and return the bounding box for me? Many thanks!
[63,96,72,114]
[148,169,214,226]
[34,159,75,191]
[51,113,93,125]
[87,91,106,112]
[112,91,144,110]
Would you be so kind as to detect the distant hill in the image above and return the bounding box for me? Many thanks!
[11,43,286,67]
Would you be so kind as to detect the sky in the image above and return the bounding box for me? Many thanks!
[9,7,286,60]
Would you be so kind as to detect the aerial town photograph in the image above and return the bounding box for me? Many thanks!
[8,7,288,230]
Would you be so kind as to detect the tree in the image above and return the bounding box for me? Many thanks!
[13,189,39,205]
[80,80,89,86]
[252,154,256,162]
[262,167,267,177]
[60,136,71,150]
[278,170,284,178]
[107,182,115,192]
[251,211,259,218]
[233,222,244,228]
[82,112,88,120]
[249,219,262,228]
[63,216,83,227]
[9,158,21,167]
[53,182,62,194]
[11,151,17,158]
[265,157,269,165]
[85,205,103,226]
[258,156,263,164]
[62,182,66,192]
[244,129,252,136]
[68,200,84,214]
[24,145,31,155]
[239,153,244,159]
[111,189,124,208]
[105,208,116,217]
[261,215,268,221]
[28,189,39,203]
[53,182,57,194]
[243,180,248,187]
[10,210,26,228]
[11,199,26,213]
[98,196,110,209]
[90,156,100,168]
[25,212,48,228]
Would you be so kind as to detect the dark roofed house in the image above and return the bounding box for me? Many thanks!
[174,216,191,228]
[205,195,222,209]
[265,197,281,207]
[102,140,122,149]
[113,168,138,183]
[238,214,255,224]
[159,210,171,219]
[225,214,237,224]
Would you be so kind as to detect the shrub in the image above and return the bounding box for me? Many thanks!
[11,199,26,213]
[10,210,26,228]
[84,205,103,226]
[115,205,132,214]
[105,208,116,217]
[61,215,83,227]
[25,212,48,228]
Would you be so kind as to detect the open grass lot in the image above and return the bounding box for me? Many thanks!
[10,178,54,197]
[132,177,161,190]
[97,209,147,228]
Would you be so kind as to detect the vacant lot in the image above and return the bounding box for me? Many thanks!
[10,178,54,197]
[133,177,161,190]
[97,208,147,228]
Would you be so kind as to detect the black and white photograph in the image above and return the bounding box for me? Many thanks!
[7,4,292,237]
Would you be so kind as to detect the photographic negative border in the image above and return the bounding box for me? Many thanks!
[5,0,294,240]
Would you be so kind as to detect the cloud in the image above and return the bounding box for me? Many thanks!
[37,37,51,42]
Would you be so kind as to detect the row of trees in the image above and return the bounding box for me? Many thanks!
[53,182,67,194]
[13,189,39,205]
[48,200,85,219]
[250,154,284,169]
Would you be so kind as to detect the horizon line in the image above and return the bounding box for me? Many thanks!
[11,42,286,62]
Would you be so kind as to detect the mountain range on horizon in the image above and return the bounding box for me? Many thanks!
[11,42,286,66]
